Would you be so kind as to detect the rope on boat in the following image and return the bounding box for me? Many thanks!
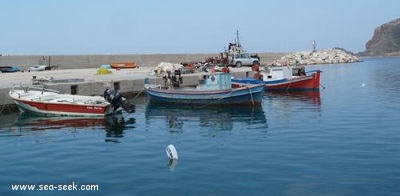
[0,105,8,114]
[248,86,255,106]
[198,84,257,108]
[198,89,235,108]
[286,81,292,91]
[0,99,11,115]
[133,90,144,100]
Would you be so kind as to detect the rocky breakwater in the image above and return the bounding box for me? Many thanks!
[275,48,360,65]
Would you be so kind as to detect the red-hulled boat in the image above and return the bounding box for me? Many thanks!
[232,66,321,91]
[9,87,134,117]
[110,62,137,69]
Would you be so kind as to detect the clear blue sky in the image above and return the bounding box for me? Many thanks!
[1,0,399,55]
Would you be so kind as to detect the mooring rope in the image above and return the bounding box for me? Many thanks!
[133,90,144,100]
[248,86,255,106]
[0,99,11,115]
[198,89,235,108]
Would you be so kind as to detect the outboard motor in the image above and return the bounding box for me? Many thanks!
[104,89,135,113]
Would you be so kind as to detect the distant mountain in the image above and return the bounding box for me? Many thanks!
[360,18,400,56]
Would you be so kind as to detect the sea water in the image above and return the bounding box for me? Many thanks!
[0,57,399,195]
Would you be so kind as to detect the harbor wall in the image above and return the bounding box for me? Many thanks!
[0,53,284,70]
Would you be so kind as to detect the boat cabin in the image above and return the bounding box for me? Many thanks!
[262,66,293,81]
[197,73,232,90]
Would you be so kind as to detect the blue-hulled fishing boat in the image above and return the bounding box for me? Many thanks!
[144,73,264,106]
[0,66,20,73]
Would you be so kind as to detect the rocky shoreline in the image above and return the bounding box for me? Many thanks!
[360,18,400,56]
[274,48,361,65]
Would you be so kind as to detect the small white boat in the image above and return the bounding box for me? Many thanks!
[9,86,135,117]
[28,65,49,72]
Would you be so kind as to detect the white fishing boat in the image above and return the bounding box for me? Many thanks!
[9,86,135,117]
[28,65,49,72]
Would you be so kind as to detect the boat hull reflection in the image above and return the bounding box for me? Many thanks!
[145,103,267,132]
[16,115,107,130]
[15,114,135,142]
[266,90,321,105]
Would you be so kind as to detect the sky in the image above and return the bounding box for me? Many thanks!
[0,0,399,55]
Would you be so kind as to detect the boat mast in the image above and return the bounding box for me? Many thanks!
[234,30,244,53]
[235,30,241,48]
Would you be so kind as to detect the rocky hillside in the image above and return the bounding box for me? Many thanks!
[361,18,400,56]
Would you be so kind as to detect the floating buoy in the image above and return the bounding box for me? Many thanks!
[361,83,366,87]
[168,159,178,171]
[165,144,178,160]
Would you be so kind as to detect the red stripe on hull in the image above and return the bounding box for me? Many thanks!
[19,100,107,114]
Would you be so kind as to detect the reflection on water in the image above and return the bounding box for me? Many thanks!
[11,114,136,142]
[145,103,268,133]
[167,159,178,172]
[264,90,321,124]
[104,115,136,143]
[266,90,321,105]
[373,62,400,105]
[16,115,106,130]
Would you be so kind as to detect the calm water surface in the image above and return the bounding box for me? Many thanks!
[1,57,400,195]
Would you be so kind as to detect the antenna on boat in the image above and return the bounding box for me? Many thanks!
[235,30,241,48]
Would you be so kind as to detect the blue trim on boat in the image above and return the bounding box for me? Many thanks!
[232,78,288,85]
[145,84,264,106]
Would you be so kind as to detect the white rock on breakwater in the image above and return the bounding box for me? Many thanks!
[275,48,360,65]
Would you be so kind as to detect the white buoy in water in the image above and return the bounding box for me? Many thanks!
[361,83,366,87]
[166,144,178,160]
